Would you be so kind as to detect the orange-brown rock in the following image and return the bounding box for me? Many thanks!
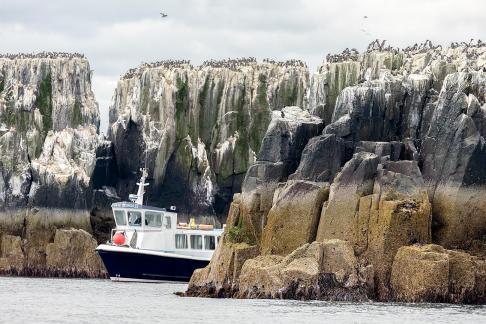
[391,244,486,303]
[237,240,373,300]
[260,180,329,256]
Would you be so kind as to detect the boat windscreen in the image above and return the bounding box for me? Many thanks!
[114,210,127,226]
[128,211,142,226]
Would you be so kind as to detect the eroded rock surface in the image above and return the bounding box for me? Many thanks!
[187,42,486,304]
[108,61,310,217]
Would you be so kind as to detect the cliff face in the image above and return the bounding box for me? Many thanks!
[0,55,100,208]
[107,60,308,217]
[0,54,105,277]
[187,42,486,304]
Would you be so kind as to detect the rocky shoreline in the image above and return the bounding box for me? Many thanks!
[0,208,106,278]
[185,42,486,304]
[0,42,485,301]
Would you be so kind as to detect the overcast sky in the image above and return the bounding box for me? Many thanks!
[1,0,484,132]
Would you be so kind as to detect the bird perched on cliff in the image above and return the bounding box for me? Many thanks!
[160,12,168,18]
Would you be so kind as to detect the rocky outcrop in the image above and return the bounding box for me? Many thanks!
[237,240,373,300]
[0,54,106,277]
[0,55,99,207]
[188,41,486,304]
[108,61,309,217]
[0,207,106,277]
[46,228,106,277]
[421,72,486,248]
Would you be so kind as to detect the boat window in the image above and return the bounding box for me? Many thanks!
[204,236,215,250]
[164,216,172,229]
[145,211,162,227]
[114,210,126,226]
[175,234,188,249]
[190,235,203,250]
[127,211,142,226]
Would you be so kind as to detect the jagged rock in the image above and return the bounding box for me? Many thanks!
[315,154,432,300]
[420,72,486,248]
[0,56,99,131]
[289,134,344,182]
[322,74,434,144]
[109,62,309,217]
[355,141,403,162]
[237,240,372,300]
[309,62,361,123]
[260,180,328,256]
[391,244,486,303]
[316,152,379,243]
[258,107,323,165]
[242,107,323,193]
[227,107,324,244]
[46,228,106,277]
[0,56,99,208]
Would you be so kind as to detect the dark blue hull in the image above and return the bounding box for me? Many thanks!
[97,248,209,282]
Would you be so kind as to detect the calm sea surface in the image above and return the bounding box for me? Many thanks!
[0,277,484,324]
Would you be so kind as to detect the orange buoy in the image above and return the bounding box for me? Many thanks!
[113,232,125,245]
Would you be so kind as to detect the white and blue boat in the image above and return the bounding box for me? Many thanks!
[96,169,223,283]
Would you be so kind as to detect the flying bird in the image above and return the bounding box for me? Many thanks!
[160,12,168,18]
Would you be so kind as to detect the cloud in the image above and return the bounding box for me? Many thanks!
[0,0,485,132]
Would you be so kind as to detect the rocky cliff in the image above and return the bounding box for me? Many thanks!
[106,59,308,218]
[0,53,106,277]
[186,41,486,304]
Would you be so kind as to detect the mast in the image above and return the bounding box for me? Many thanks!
[129,168,149,205]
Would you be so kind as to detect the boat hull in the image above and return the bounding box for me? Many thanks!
[97,246,209,282]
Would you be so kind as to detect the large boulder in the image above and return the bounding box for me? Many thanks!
[260,180,329,256]
[238,240,373,300]
[391,244,486,303]
[391,245,450,302]
[46,228,106,277]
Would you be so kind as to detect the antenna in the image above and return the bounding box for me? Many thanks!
[129,168,149,205]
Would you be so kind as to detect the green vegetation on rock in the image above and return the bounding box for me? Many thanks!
[175,75,192,140]
[36,73,53,135]
[227,223,255,245]
[249,75,270,153]
[71,98,83,128]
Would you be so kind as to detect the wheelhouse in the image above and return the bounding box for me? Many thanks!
[110,202,223,256]
[111,202,175,231]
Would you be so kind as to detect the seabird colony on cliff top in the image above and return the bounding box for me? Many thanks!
[0,52,86,60]
[121,57,308,79]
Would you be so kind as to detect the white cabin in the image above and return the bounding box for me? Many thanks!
[111,202,223,259]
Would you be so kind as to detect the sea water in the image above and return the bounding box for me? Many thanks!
[0,277,484,323]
